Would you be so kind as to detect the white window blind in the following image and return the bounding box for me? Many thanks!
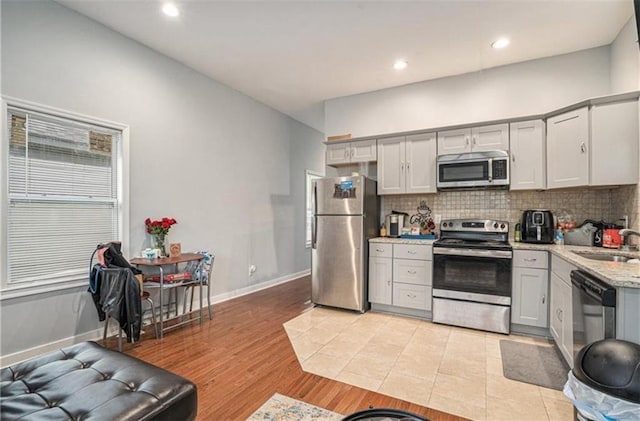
[7,107,121,286]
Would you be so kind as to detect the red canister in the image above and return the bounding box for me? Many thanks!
[602,229,622,248]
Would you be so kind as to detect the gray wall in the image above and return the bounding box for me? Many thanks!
[0,0,323,358]
[325,47,611,138]
[610,16,640,93]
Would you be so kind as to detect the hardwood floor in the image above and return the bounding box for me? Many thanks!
[110,276,465,420]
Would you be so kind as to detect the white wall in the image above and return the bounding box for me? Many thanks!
[0,0,323,359]
[610,16,640,92]
[325,47,611,138]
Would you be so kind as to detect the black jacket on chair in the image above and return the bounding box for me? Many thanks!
[98,268,142,342]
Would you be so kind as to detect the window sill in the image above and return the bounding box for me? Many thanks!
[0,278,88,301]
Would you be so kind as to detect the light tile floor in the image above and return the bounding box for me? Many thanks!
[284,307,574,421]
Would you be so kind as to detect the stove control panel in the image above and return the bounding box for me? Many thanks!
[440,219,509,233]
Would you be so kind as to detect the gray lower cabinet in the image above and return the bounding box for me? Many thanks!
[369,241,432,315]
[550,255,576,368]
[511,250,549,329]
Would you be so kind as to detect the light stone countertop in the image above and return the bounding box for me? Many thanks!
[512,242,640,289]
[370,237,436,245]
[370,237,640,288]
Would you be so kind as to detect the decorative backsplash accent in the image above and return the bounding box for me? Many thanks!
[382,188,616,230]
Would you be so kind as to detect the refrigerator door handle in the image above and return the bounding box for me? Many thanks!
[312,183,318,249]
[312,216,317,249]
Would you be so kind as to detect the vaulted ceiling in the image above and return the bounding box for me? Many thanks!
[59,0,635,131]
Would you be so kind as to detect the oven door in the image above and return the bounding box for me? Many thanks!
[433,247,512,302]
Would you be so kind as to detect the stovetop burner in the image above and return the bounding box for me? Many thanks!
[435,218,511,250]
[435,237,512,251]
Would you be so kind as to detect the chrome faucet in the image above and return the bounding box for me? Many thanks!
[619,229,640,251]
[619,229,640,238]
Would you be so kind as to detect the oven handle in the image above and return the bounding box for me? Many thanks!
[433,247,512,259]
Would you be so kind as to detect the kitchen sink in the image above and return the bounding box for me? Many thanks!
[571,251,634,262]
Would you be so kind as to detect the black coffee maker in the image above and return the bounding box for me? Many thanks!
[521,210,554,244]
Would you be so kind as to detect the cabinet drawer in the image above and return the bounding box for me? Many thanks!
[393,244,431,260]
[513,250,548,269]
[393,259,431,285]
[551,255,577,284]
[370,243,393,258]
[393,284,431,311]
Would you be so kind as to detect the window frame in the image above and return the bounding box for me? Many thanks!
[0,97,130,300]
[305,169,323,248]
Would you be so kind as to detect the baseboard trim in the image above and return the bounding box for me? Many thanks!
[0,270,310,368]
[0,327,106,368]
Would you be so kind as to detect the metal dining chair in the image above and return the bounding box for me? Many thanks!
[182,251,215,320]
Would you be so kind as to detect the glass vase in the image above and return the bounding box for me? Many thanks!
[153,235,167,257]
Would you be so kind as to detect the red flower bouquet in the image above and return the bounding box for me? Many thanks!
[145,217,177,256]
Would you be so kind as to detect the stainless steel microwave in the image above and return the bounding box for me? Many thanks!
[436,150,509,189]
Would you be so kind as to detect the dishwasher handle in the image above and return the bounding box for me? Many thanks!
[570,270,616,307]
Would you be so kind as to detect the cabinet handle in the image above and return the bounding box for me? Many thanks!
[473,136,477,145]
[524,258,537,262]
[401,161,405,172]
[407,162,410,170]
[465,136,470,145]
[542,294,546,304]
[351,148,355,157]
[407,270,417,275]
[387,280,391,286]
[407,293,417,298]
[407,250,417,254]
[580,142,586,153]
[558,309,563,322]
[344,149,348,158]
[512,152,516,162]
[376,248,385,252]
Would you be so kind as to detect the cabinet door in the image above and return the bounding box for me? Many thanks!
[547,107,589,189]
[405,132,437,194]
[511,267,549,328]
[560,278,573,368]
[377,136,405,195]
[590,100,639,186]
[437,128,471,154]
[510,120,546,190]
[369,256,392,305]
[326,143,351,166]
[549,272,563,342]
[351,139,377,163]
[471,123,509,152]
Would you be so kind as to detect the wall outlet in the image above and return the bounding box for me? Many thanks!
[249,265,257,276]
[434,214,442,223]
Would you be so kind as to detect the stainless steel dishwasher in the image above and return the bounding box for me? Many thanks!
[571,270,616,359]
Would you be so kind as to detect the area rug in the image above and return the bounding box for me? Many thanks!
[500,340,570,391]
[247,393,343,421]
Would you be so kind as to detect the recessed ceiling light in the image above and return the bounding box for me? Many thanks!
[393,60,408,70]
[491,38,510,49]
[162,3,180,17]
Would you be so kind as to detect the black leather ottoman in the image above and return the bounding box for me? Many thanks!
[0,341,197,420]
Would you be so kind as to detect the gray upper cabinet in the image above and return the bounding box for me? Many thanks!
[377,133,436,195]
[437,123,509,154]
[590,100,639,186]
[547,98,639,189]
[546,107,591,189]
[326,139,377,166]
[510,120,546,190]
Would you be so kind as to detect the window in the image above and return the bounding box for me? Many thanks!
[305,170,323,248]
[1,99,129,297]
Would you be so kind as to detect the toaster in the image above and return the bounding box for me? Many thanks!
[521,210,555,244]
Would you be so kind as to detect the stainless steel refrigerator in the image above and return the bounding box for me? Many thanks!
[311,176,379,312]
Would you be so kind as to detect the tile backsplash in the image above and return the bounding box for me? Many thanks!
[382,188,619,230]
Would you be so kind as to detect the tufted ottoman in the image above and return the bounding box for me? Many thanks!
[0,341,197,420]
